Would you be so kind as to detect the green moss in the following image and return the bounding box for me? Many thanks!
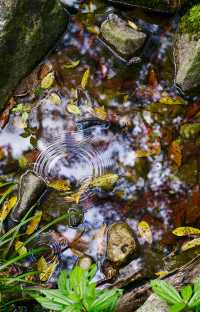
[179,4,200,36]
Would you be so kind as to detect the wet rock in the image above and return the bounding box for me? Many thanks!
[108,0,185,12]
[100,14,146,56]
[76,255,94,270]
[0,0,68,111]
[106,222,138,266]
[9,170,47,226]
[175,5,200,93]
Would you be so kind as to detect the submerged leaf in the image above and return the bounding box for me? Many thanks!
[41,72,55,89]
[172,227,200,237]
[135,143,161,158]
[81,68,90,89]
[169,140,182,167]
[138,220,153,244]
[49,93,61,105]
[15,240,27,256]
[26,211,42,235]
[67,103,81,115]
[48,180,71,192]
[0,196,17,221]
[181,238,200,251]
[160,95,186,105]
[64,60,80,69]
[93,107,107,121]
[91,174,119,189]
[180,123,200,139]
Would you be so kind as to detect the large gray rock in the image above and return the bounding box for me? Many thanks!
[108,0,185,12]
[0,0,68,111]
[101,14,146,56]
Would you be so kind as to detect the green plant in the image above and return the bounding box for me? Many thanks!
[179,4,200,36]
[151,277,200,312]
[31,264,123,312]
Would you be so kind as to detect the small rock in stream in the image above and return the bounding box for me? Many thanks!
[101,14,146,56]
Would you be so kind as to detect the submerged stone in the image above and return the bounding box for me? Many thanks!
[175,5,200,93]
[0,0,68,111]
[100,14,146,56]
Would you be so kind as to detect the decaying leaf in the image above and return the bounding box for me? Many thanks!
[15,240,27,256]
[81,68,90,89]
[64,60,80,69]
[26,211,42,235]
[64,179,91,204]
[181,238,200,251]
[93,107,108,121]
[138,220,153,244]
[91,173,119,189]
[159,95,186,105]
[0,196,17,222]
[67,102,81,115]
[135,142,161,158]
[37,256,58,282]
[49,93,61,105]
[41,72,54,89]
[127,20,138,30]
[48,180,71,192]
[169,140,182,167]
[173,226,200,237]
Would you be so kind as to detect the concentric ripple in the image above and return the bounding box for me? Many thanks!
[34,128,114,201]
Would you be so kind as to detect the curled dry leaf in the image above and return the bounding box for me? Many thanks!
[26,211,42,235]
[0,196,17,222]
[173,227,200,237]
[138,220,153,244]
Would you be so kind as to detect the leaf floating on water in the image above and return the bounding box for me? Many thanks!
[81,68,90,89]
[138,220,153,244]
[49,93,61,105]
[159,95,186,105]
[64,60,80,69]
[37,256,58,282]
[48,180,71,192]
[41,72,55,89]
[93,107,108,121]
[26,211,42,235]
[91,174,119,189]
[181,238,200,251]
[173,227,200,237]
[15,240,27,256]
[0,196,17,222]
[67,103,81,115]
[169,140,182,167]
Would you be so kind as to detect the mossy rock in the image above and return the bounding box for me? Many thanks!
[0,0,68,111]
[108,0,186,12]
[175,5,200,93]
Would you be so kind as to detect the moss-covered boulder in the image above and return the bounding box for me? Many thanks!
[0,0,68,111]
[175,4,200,93]
[108,0,186,12]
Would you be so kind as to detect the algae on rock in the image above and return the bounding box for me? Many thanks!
[0,0,68,111]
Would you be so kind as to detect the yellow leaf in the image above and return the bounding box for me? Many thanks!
[67,103,81,115]
[181,238,200,251]
[138,220,153,244]
[172,226,200,237]
[155,271,168,278]
[15,241,27,256]
[93,107,107,121]
[81,68,90,89]
[87,25,100,34]
[49,93,61,105]
[91,174,119,189]
[135,143,161,158]
[159,95,186,105]
[48,179,71,192]
[26,211,42,235]
[128,20,138,30]
[0,196,17,222]
[64,192,81,204]
[64,60,80,69]
[38,256,58,282]
[169,140,182,167]
[41,72,54,89]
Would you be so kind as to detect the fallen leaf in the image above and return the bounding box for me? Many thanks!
[138,220,153,244]
[0,147,5,161]
[91,173,119,189]
[160,95,186,105]
[41,72,54,89]
[155,271,168,278]
[127,20,138,30]
[93,107,108,121]
[48,179,71,192]
[26,211,42,235]
[15,241,27,256]
[181,238,200,251]
[64,60,80,69]
[67,103,81,115]
[87,25,100,34]
[81,68,90,89]
[180,123,200,139]
[37,256,58,282]
[0,97,16,129]
[0,196,17,222]
[172,226,200,236]
[169,140,182,167]
[49,93,61,105]
[135,142,161,158]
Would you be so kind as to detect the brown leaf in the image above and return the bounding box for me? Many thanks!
[169,140,182,167]
[0,97,16,129]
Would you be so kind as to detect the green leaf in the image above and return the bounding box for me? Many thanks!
[169,303,186,312]
[188,291,200,308]
[180,285,193,302]
[39,289,73,305]
[31,294,64,311]
[70,266,86,299]
[89,289,123,312]
[194,277,200,293]
[58,270,69,294]
[151,280,183,305]
[87,264,97,281]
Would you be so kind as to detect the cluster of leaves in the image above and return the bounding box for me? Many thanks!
[180,4,200,36]
[12,103,32,124]
[151,277,200,312]
[32,264,123,312]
